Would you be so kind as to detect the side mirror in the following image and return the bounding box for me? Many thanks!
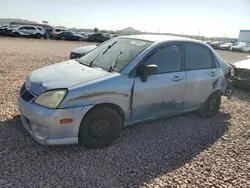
[137,64,158,82]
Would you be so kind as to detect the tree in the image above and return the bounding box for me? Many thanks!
[94,28,99,33]
[101,29,107,34]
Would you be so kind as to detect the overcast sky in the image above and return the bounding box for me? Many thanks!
[1,0,249,38]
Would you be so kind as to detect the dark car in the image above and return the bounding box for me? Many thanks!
[232,56,250,89]
[87,33,110,42]
[55,31,84,41]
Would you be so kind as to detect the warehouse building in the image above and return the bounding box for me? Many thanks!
[238,30,250,42]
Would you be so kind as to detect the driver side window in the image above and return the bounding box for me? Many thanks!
[144,44,182,74]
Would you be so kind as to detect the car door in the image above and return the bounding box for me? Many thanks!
[25,27,36,35]
[131,43,186,120]
[19,27,30,36]
[182,42,221,110]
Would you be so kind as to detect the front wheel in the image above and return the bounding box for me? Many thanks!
[79,107,122,149]
[197,91,221,118]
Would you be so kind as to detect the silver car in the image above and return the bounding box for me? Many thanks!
[18,35,234,149]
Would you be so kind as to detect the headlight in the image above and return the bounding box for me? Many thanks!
[230,68,235,77]
[35,89,67,108]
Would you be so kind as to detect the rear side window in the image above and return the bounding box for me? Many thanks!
[144,44,182,74]
[55,29,61,32]
[26,27,36,31]
[185,43,212,70]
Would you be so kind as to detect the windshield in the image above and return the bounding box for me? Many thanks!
[79,38,152,72]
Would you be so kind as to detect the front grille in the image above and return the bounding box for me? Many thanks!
[20,84,35,102]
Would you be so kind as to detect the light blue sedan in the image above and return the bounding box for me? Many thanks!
[18,35,234,149]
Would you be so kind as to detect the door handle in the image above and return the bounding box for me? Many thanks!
[171,76,184,82]
[209,71,217,77]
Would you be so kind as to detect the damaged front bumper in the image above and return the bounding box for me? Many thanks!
[232,66,250,89]
[223,63,236,99]
[224,79,234,99]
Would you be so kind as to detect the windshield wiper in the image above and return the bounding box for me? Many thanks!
[89,41,117,67]
[102,41,117,55]
[109,47,126,72]
[75,59,89,66]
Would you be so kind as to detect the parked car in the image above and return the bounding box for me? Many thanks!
[52,28,66,38]
[110,34,119,38]
[210,41,224,49]
[70,45,98,59]
[18,35,234,149]
[231,42,250,52]
[219,43,235,50]
[54,31,84,41]
[0,25,9,35]
[232,56,250,89]
[81,33,91,40]
[11,25,45,38]
[0,25,18,36]
[87,33,110,42]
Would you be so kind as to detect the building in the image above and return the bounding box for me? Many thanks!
[238,30,250,42]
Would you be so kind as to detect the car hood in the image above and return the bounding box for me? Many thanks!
[27,60,112,95]
[72,45,97,54]
[234,59,250,69]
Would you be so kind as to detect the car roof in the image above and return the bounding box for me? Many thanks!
[119,34,201,43]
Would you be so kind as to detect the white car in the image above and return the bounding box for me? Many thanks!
[11,25,45,38]
[219,43,234,50]
[231,42,250,52]
[52,28,67,38]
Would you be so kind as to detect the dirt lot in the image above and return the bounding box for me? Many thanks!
[0,37,250,188]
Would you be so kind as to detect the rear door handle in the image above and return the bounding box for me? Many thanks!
[209,71,217,77]
[171,76,184,82]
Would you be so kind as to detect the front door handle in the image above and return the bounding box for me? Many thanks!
[209,71,217,77]
[171,76,184,82]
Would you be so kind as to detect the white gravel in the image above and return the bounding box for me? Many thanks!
[0,37,249,188]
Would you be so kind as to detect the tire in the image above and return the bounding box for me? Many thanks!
[78,38,83,41]
[13,32,20,37]
[60,36,65,40]
[197,91,221,118]
[35,33,42,39]
[79,107,122,149]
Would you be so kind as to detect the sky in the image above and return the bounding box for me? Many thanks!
[1,0,249,38]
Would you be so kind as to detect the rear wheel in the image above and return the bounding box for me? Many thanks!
[79,107,122,149]
[13,32,20,37]
[197,91,221,118]
[35,33,42,39]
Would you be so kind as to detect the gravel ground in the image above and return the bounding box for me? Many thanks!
[0,37,249,188]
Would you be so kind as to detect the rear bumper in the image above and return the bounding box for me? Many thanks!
[18,96,93,145]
